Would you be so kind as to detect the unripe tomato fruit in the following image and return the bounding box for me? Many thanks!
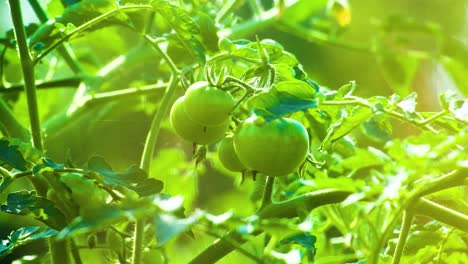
[218,135,246,172]
[234,115,309,176]
[184,81,235,126]
[170,96,229,145]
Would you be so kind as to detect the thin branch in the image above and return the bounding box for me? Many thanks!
[33,5,154,64]
[144,35,180,75]
[321,98,446,132]
[28,0,83,73]
[0,77,82,93]
[414,169,467,198]
[67,82,167,115]
[414,198,468,233]
[391,210,414,264]
[258,189,352,218]
[194,225,264,264]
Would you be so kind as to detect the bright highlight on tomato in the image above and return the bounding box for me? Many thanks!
[184,81,235,126]
[218,135,246,172]
[170,96,229,145]
[234,115,309,176]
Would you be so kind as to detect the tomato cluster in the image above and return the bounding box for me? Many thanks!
[170,81,310,177]
[170,81,233,145]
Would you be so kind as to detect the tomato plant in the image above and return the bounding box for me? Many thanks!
[234,115,309,176]
[0,1,467,264]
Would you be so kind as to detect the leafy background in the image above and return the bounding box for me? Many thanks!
[0,0,467,263]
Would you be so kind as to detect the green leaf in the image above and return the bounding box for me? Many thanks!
[397,92,418,116]
[280,233,317,252]
[195,11,219,51]
[32,157,65,176]
[0,226,58,259]
[271,64,297,83]
[362,117,392,142]
[282,0,328,24]
[267,98,317,118]
[338,148,388,171]
[275,80,317,99]
[447,98,468,123]
[0,174,13,195]
[1,190,67,229]
[320,106,373,151]
[154,212,201,246]
[336,81,356,98]
[246,79,317,118]
[57,200,152,239]
[0,139,28,171]
[152,0,206,64]
[85,156,163,197]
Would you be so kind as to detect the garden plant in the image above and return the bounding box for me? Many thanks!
[0,0,467,263]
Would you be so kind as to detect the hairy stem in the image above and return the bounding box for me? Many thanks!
[132,36,180,264]
[391,210,414,264]
[8,0,43,151]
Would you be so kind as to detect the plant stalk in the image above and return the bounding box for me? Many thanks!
[8,0,43,151]
[0,98,30,140]
[132,37,180,264]
[259,176,274,210]
[414,198,468,233]
[8,1,71,263]
[391,210,414,264]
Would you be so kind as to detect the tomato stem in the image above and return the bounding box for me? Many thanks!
[33,4,155,64]
[414,198,468,233]
[224,76,255,112]
[8,0,43,152]
[391,210,414,264]
[259,176,275,210]
[133,32,180,264]
[8,1,72,263]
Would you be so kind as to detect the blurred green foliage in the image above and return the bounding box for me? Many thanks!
[0,0,467,263]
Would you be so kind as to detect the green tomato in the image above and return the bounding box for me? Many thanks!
[170,96,229,145]
[218,135,246,172]
[184,81,234,125]
[234,115,309,176]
